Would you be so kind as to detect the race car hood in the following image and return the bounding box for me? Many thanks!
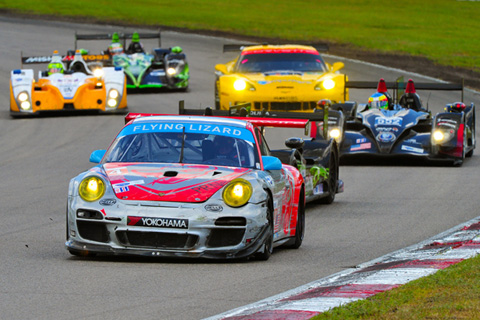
[102,163,251,202]
[361,108,430,143]
[239,72,325,87]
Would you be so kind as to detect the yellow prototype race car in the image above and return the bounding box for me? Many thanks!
[10,50,127,117]
[215,44,348,111]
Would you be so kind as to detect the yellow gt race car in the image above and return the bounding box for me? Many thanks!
[10,50,127,117]
[215,44,348,111]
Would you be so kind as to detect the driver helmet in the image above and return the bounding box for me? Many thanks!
[171,46,183,53]
[108,42,124,56]
[214,135,236,156]
[47,50,64,75]
[367,92,389,110]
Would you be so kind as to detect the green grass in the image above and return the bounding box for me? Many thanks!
[312,254,480,319]
[1,0,480,71]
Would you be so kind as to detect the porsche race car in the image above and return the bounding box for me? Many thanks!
[75,31,189,91]
[10,50,127,117]
[311,78,476,166]
[66,111,312,260]
[215,43,347,111]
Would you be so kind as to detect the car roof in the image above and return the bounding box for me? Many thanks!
[241,44,319,54]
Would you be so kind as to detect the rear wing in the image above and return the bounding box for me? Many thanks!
[223,43,329,53]
[125,101,339,136]
[20,52,110,67]
[74,30,161,50]
[344,76,464,103]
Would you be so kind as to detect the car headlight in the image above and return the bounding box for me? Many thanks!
[79,176,105,202]
[109,89,119,99]
[167,67,177,75]
[234,79,247,91]
[433,129,454,144]
[329,128,342,141]
[107,89,119,108]
[93,68,104,78]
[315,79,336,91]
[17,91,31,110]
[222,179,252,207]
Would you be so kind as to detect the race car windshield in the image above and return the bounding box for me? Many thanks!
[235,53,327,73]
[104,131,258,168]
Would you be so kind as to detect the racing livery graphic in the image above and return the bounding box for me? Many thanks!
[215,44,347,111]
[310,78,475,166]
[66,112,331,260]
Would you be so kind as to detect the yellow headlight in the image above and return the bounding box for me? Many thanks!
[233,79,247,91]
[433,130,445,142]
[222,179,252,207]
[20,101,31,110]
[167,67,177,75]
[322,79,335,90]
[79,176,105,202]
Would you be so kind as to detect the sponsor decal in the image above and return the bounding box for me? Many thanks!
[356,138,367,143]
[376,132,396,143]
[264,175,274,187]
[205,204,223,212]
[99,199,117,206]
[191,180,226,193]
[437,122,457,129]
[258,79,312,85]
[401,145,425,154]
[120,123,254,143]
[350,142,371,151]
[112,180,144,188]
[375,117,402,126]
[114,186,129,193]
[127,216,188,229]
[437,118,457,124]
[376,127,398,132]
[313,184,323,195]
[150,71,165,76]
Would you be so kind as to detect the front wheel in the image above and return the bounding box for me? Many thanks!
[317,151,338,204]
[253,199,273,261]
[284,189,305,249]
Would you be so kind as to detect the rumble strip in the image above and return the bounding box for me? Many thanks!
[205,217,480,320]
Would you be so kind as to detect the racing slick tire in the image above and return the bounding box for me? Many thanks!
[253,196,273,261]
[284,188,305,249]
[317,150,338,204]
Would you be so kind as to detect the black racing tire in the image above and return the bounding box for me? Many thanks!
[317,151,338,204]
[284,188,305,249]
[254,197,273,261]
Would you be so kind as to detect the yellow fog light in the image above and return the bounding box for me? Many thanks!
[234,79,247,91]
[108,99,118,107]
[79,176,105,202]
[322,79,335,90]
[20,101,31,110]
[433,130,444,142]
[223,179,252,207]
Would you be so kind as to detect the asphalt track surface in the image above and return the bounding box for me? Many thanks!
[1,16,479,320]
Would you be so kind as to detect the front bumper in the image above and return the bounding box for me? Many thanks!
[66,199,268,259]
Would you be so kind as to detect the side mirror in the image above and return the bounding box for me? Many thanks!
[262,156,282,171]
[331,62,344,72]
[285,137,305,150]
[90,150,106,163]
[215,64,229,75]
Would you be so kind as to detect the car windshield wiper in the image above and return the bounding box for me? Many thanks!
[178,126,186,163]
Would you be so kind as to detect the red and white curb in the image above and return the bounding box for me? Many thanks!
[205,218,480,320]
